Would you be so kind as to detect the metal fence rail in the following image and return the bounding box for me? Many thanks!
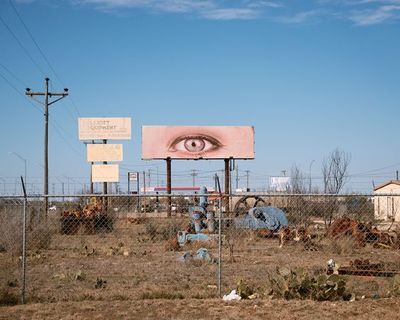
[1,193,399,304]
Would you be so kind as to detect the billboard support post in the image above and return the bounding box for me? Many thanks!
[166,157,172,217]
[127,172,131,211]
[224,159,230,212]
[103,139,108,211]
[137,173,140,212]
[90,161,94,194]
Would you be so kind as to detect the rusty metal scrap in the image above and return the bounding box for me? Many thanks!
[61,198,108,235]
[326,217,399,248]
[328,259,400,277]
[278,226,319,250]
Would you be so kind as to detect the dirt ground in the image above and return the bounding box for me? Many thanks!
[1,298,400,320]
[1,216,400,319]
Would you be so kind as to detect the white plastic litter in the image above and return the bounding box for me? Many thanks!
[222,289,242,301]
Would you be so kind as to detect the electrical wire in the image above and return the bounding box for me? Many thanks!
[0,14,46,77]
[8,0,81,117]
[0,70,42,113]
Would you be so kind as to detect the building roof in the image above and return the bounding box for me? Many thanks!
[374,180,400,191]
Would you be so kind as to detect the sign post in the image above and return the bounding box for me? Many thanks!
[128,172,139,212]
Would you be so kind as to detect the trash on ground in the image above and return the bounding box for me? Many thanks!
[223,289,242,301]
[178,248,216,263]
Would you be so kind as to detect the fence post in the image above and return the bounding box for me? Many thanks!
[20,176,27,304]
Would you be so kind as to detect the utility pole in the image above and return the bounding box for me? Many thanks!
[26,78,68,215]
[156,167,159,187]
[147,169,151,188]
[245,170,250,191]
[191,169,197,187]
[142,171,146,194]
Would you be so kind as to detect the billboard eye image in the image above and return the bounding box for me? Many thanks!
[169,134,222,154]
[142,126,254,160]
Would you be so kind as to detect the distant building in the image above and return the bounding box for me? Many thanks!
[374,180,400,222]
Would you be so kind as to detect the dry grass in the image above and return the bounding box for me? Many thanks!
[0,216,399,307]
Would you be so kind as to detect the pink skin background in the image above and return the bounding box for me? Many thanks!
[142,126,254,159]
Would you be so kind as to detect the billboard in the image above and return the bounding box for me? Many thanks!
[142,126,254,160]
[79,117,131,140]
[87,144,123,162]
[92,164,119,182]
[270,177,291,192]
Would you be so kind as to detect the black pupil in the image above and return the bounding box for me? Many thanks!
[191,142,196,147]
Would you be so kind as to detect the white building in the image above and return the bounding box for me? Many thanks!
[374,180,400,222]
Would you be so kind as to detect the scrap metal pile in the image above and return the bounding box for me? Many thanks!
[325,217,399,249]
[327,258,400,277]
[61,197,113,235]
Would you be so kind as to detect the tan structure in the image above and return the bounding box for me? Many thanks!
[374,180,400,222]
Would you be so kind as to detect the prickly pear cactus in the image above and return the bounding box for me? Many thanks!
[236,279,254,299]
[266,267,352,301]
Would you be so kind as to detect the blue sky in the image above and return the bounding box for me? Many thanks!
[0,0,400,194]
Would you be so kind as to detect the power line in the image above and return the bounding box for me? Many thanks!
[0,62,27,87]
[7,0,81,117]
[0,14,46,77]
[0,70,82,160]
[0,70,42,113]
[8,0,58,79]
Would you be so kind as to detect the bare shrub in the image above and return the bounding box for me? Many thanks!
[0,210,22,255]
[325,236,358,255]
[0,286,19,306]
[159,219,184,241]
[143,220,159,241]
[28,224,54,250]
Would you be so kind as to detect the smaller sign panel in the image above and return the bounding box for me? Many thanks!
[87,144,123,162]
[79,117,131,140]
[92,164,119,182]
[270,177,291,192]
[129,172,138,181]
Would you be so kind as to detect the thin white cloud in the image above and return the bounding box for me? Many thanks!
[77,0,214,13]
[277,10,323,23]
[350,4,400,25]
[26,0,400,24]
[201,8,259,20]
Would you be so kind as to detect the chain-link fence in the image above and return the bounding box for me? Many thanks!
[1,193,400,305]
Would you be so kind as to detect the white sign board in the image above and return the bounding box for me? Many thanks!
[129,172,138,181]
[92,164,119,182]
[270,177,291,192]
[87,144,123,162]
[79,117,131,140]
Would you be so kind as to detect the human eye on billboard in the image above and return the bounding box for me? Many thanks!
[168,134,223,155]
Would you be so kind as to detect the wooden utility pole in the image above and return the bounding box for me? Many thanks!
[26,78,68,215]
[191,169,197,187]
